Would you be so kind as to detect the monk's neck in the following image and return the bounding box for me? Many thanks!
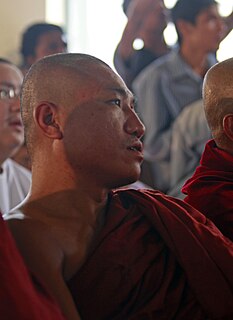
[29,168,109,222]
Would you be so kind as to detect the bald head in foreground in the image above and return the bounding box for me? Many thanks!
[203,57,233,151]
[5,53,233,320]
[183,57,233,241]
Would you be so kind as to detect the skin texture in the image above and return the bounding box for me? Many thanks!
[203,57,233,153]
[5,53,145,320]
[0,63,24,167]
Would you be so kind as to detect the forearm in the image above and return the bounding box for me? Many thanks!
[118,0,156,60]
[224,11,233,37]
[117,19,141,60]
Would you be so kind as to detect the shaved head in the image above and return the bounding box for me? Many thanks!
[21,53,110,158]
[203,58,233,147]
[20,52,143,188]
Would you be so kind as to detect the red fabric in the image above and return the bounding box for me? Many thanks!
[0,214,65,320]
[68,189,233,320]
[182,139,233,241]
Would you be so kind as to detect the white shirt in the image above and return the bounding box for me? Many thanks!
[0,159,31,215]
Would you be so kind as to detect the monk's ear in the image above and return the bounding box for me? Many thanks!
[34,102,63,139]
[223,114,233,142]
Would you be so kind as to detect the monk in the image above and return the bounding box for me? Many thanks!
[182,57,233,241]
[0,213,65,319]
[5,53,233,320]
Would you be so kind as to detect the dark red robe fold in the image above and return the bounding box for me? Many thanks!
[0,214,65,320]
[68,189,233,320]
[182,139,233,241]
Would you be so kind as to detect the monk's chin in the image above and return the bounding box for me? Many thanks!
[111,173,140,190]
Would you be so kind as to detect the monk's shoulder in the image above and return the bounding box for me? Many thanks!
[4,208,64,274]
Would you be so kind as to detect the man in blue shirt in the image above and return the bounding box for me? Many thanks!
[133,0,226,192]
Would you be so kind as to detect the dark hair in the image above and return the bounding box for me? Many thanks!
[0,58,13,65]
[122,0,132,16]
[20,23,65,60]
[171,0,217,44]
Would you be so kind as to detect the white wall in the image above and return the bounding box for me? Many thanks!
[0,0,46,64]
[66,0,127,69]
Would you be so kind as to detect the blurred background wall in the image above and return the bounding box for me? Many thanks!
[0,0,232,68]
[0,0,46,63]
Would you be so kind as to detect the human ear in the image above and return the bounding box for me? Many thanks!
[176,20,193,38]
[34,102,63,139]
[223,114,233,142]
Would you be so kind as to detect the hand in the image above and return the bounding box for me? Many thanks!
[118,0,168,58]
[127,0,167,34]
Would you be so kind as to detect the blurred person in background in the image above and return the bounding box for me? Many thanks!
[0,58,31,215]
[133,0,226,192]
[19,22,67,75]
[114,0,170,89]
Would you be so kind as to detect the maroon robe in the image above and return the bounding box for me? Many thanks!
[0,214,65,320]
[68,189,233,320]
[182,139,233,241]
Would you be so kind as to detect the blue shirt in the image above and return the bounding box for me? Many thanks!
[133,49,216,191]
[114,45,162,89]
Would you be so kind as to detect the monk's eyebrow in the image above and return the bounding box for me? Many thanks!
[106,87,135,101]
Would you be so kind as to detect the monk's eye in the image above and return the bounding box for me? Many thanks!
[111,99,121,107]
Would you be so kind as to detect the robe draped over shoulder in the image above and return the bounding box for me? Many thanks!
[68,189,233,320]
[182,139,233,241]
[0,214,65,320]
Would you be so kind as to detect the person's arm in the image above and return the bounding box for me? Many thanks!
[117,0,162,61]
[223,11,233,38]
[114,0,154,86]
[6,218,81,320]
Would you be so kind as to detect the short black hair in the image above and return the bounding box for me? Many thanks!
[20,22,65,60]
[122,0,132,16]
[0,58,13,65]
[171,0,217,44]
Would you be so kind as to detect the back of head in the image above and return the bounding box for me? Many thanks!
[20,22,65,64]
[171,0,217,43]
[203,58,233,148]
[21,53,109,161]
